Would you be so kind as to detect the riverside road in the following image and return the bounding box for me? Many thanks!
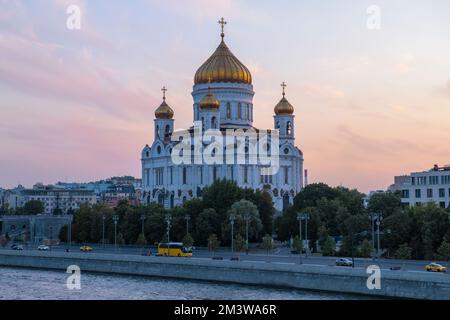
[2,244,448,275]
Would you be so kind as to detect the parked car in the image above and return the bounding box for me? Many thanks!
[11,244,24,251]
[80,246,93,252]
[335,258,353,267]
[425,262,447,273]
[38,245,50,251]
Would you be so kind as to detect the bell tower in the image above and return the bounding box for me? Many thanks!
[274,82,295,142]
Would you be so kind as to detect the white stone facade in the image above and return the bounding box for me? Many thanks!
[389,165,450,208]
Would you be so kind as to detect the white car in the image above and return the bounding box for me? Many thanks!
[336,258,353,267]
[38,245,50,251]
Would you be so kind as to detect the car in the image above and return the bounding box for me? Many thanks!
[80,246,93,252]
[336,258,353,267]
[37,245,50,251]
[11,244,24,250]
[425,262,447,273]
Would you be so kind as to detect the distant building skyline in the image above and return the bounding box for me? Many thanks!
[1,1,450,193]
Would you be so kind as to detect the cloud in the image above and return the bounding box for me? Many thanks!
[0,30,155,121]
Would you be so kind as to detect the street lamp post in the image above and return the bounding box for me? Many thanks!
[369,212,382,260]
[113,215,119,251]
[165,214,172,254]
[67,218,72,252]
[185,214,190,235]
[49,226,53,251]
[304,214,310,257]
[296,213,303,264]
[102,215,106,248]
[297,213,310,258]
[140,214,146,236]
[230,214,236,257]
[376,213,383,258]
[244,213,250,254]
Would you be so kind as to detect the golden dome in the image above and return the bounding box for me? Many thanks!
[200,89,220,110]
[274,97,294,115]
[155,100,174,119]
[194,40,252,85]
[275,82,294,115]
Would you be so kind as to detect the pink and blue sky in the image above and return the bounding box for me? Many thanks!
[1,0,450,192]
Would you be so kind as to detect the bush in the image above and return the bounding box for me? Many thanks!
[437,240,450,261]
[359,239,373,258]
[135,233,147,246]
[321,236,336,256]
[395,243,412,260]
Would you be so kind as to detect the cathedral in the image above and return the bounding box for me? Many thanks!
[141,19,304,212]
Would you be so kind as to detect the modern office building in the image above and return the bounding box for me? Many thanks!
[389,164,450,208]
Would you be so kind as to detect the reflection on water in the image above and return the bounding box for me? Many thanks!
[0,267,365,300]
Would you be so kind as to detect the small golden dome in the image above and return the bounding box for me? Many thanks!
[194,40,252,85]
[200,92,220,110]
[155,100,174,119]
[155,86,174,119]
[275,82,294,115]
[274,97,294,115]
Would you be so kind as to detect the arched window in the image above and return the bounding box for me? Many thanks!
[158,193,164,206]
[165,125,170,134]
[201,117,205,130]
[183,167,187,185]
[238,103,242,119]
[226,103,231,119]
[170,194,174,208]
[156,125,160,138]
[283,193,290,211]
[211,117,217,129]
[276,121,280,129]
[246,104,250,120]
[213,166,218,181]
[287,121,292,135]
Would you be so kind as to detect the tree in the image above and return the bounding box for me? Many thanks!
[292,235,303,254]
[207,234,220,257]
[293,183,339,210]
[367,191,402,218]
[135,233,147,246]
[182,233,194,248]
[202,180,245,217]
[234,234,246,257]
[222,200,262,242]
[258,191,275,235]
[381,211,412,257]
[22,200,44,215]
[261,234,273,256]
[321,236,336,256]
[59,225,68,242]
[395,243,412,260]
[196,209,221,245]
[437,240,450,261]
[359,239,372,258]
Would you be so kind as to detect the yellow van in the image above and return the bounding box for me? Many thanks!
[157,242,192,257]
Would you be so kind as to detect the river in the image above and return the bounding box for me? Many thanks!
[0,267,366,300]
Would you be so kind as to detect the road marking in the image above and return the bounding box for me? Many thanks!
[272,262,296,265]
[303,264,327,267]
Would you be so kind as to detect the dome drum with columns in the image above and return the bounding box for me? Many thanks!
[141,18,304,212]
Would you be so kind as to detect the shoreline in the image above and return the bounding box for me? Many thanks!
[1,251,449,300]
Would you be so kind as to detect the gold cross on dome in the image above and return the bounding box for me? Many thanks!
[281,82,287,97]
[161,86,167,100]
[218,17,227,39]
